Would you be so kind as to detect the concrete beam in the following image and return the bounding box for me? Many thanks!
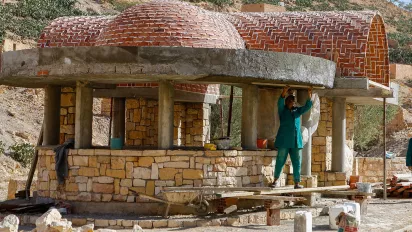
[331,97,346,172]
[75,82,93,149]
[43,85,61,145]
[158,81,175,149]
[317,88,393,98]
[112,98,125,142]
[333,78,369,89]
[241,85,258,150]
[94,88,218,104]
[0,46,336,88]
[297,90,312,176]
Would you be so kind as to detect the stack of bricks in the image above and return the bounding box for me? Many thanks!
[36,149,277,202]
[125,99,210,147]
[60,87,76,144]
[311,97,355,187]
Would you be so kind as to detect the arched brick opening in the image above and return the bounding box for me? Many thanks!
[364,15,390,86]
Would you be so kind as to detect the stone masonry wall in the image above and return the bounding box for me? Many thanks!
[353,157,410,183]
[36,149,276,202]
[60,87,76,144]
[311,97,355,187]
[125,99,210,147]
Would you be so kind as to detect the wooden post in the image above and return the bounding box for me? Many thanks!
[383,98,387,200]
[265,200,282,226]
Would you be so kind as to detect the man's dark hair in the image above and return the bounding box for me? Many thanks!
[286,95,295,102]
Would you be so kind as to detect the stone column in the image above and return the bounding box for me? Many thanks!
[297,90,312,176]
[241,85,258,150]
[158,81,174,149]
[75,82,93,149]
[43,85,61,145]
[332,97,346,172]
[112,98,126,142]
[257,88,282,141]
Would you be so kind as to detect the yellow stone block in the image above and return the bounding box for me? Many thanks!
[89,157,97,168]
[130,187,146,194]
[98,156,111,164]
[106,169,126,179]
[126,99,139,109]
[79,167,99,177]
[159,168,178,180]
[175,173,183,186]
[61,93,75,107]
[146,181,155,196]
[139,157,154,167]
[205,151,223,157]
[126,162,134,178]
[183,169,203,180]
[65,183,79,192]
[114,179,120,194]
[111,157,126,169]
[126,157,139,162]
[171,156,190,162]
[92,183,114,194]
[73,156,88,166]
[100,164,107,176]
[250,176,260,184]
[120,187,129,196]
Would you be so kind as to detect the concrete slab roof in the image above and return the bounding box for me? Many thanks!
[0,46,336,88]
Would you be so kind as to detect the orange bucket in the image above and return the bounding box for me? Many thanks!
[257,139,268,149]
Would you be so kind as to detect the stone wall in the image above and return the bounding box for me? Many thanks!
[60,87,76,144]
[36,149,277,202]
[311,97,355,187]
[125,99,210,147]
[353,157,410,183]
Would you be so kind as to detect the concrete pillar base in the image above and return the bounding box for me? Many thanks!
[241,85,258,150]
[43,86,61,145]
[75,82,93,149]
[158,81,174,149]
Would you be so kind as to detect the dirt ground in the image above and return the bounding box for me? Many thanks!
[142,199,412,232]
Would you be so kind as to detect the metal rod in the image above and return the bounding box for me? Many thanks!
[108,98,113,146]
[383,98,387,200]
[227,86,234,137]
[25,121,44,199]
[219,99,224,138]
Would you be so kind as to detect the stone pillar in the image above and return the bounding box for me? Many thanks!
[297,90,312,176]
[43,85,61,145]
[257,88,282,142]
[112,98,126,142]
[75,82,93,149]
[332,97,346,172]
[241,85,258,150]
[158,81,174,149]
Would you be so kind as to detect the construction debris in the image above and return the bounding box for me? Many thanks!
[0,215,19,232]
[35,208,72,232]
[388,174,412,197]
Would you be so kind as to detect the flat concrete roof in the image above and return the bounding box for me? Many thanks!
[0,46,336,88]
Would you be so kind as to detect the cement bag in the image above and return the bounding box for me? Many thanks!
[301,126,309,146]
[308,93,320,136]
[345,144,354,175]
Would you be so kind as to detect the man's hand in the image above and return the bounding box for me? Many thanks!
[308,87,313,99]
[281,85,290,97]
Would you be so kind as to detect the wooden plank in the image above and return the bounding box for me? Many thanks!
[164,186,293,192]
[259,185,350,195]
[321,191,375,196]
[216,191,255,198]
[396,182,412,187]
[236,195,306,201]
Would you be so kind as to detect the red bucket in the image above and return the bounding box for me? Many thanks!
[257,139,268,149]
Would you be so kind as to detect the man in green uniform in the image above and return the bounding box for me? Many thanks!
[270,86,313,189]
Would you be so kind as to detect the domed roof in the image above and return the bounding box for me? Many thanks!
[95,0,245,49]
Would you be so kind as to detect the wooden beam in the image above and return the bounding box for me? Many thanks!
[259,185,350,195]
[216,191,255,198]
[163,186,293,192]
[321,191,375,196]
[236,195,306,201]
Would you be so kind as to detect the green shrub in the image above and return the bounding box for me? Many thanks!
[388,32,412,47]
[354,105,399,151]
[108,0,136,12]
[8,143,35,167]
[206,0,233,7]
[389,47,412,64]
[0,141,5,155]
[296,0,312,7]
[210,85,242,147]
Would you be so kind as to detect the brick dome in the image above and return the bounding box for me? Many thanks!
[95,0,245,49]
[38,16,114,48]
[226,11,389,86]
